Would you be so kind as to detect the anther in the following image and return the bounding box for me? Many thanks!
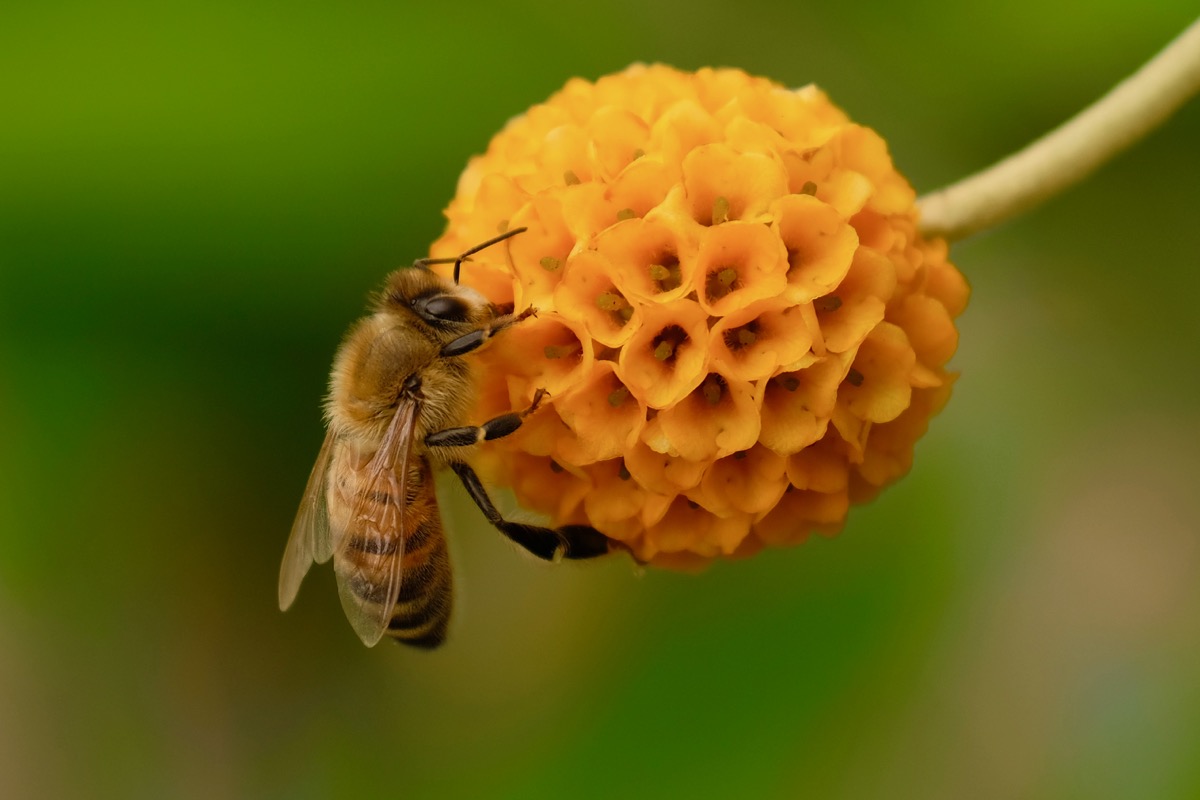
[712,196,730,225]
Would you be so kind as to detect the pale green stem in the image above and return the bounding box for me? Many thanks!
[918,17,1200,242]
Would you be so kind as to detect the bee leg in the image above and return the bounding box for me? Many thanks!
[440,307,536,358]
[449,461,611,561]
[425,389,548,450]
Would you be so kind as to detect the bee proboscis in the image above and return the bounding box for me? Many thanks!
[278,229,614,648]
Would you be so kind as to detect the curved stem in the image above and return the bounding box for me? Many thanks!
[917,17,1200,242]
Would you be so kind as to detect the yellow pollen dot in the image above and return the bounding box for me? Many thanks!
[704,266,741,303]
[595,291,627,311]
[712,195,730,225]
[737,328,757,346]
[650,324,689,365]
[649,258,682,292]
[540,256,562,272]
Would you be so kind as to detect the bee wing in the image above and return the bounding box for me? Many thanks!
[279,427,338,611]
[333,396,417,648]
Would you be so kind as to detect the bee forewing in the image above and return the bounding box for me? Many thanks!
[278,428,337,611]
[334,480,406,647]
[332,398,416,647]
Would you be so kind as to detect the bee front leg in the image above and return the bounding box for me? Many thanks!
[448,461,611,561]
[440,307,536,358]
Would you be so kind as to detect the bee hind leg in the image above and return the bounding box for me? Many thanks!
[449,461,610,561]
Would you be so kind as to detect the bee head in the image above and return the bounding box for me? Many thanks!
[379,268,490,328]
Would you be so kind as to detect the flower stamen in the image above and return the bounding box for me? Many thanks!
[595,291,626,311]
[712,196,730,225]
[652,325,687,363]
[594,288,635,328]
[705,266,739,303]
[608,386,631,407]
[723,322,759,350]
[648,256,683,292]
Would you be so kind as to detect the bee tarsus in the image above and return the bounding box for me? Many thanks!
[448,460,612,563]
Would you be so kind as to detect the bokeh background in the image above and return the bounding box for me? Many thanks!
[3,2,1199,798]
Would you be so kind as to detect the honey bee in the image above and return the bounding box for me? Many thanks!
[278,228,614,648]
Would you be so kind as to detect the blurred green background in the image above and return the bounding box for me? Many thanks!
[3,2,1199,798]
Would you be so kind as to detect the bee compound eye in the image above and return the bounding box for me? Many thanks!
[418,294,469,322]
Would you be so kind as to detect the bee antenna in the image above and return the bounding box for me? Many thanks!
[452,227,528,285]
[412,228,528,285]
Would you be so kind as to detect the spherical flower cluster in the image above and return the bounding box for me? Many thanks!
[429,64,968,569]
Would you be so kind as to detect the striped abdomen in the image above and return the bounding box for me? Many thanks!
[333,456,454,649]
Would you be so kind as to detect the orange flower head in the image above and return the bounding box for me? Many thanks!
[429,64,968,568]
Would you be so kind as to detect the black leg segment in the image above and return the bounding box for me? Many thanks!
[440,328,488,359]
[449,461,611,561]
[425,412,523,449]
[440,306,537,359]
[425,390,546,450]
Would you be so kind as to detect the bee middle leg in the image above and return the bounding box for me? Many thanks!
[448,460,611,561]
[424,389,548,449]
